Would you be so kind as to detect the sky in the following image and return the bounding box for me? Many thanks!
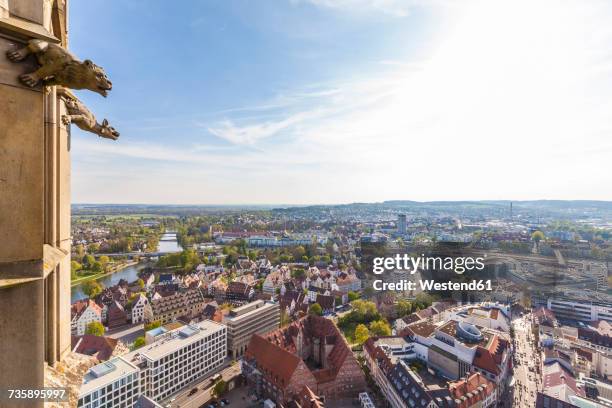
[70,0,612,205]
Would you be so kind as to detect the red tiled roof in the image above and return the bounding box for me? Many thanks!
[473,346,500,375]
[315,294,335,310]
[542,362,585,398]
[472,334,508,375]
[244,334,301,388]
[248,315,362,391]
[296,385,324,408]
[71,299,102,320]
[449,372,495,408]
[71,335,118,361]
[406,321,436,338]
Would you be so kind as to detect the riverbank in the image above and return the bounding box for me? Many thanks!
[70,260,139,287]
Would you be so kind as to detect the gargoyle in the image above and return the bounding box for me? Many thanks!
[62,97,120,140]
[6,39,112,97]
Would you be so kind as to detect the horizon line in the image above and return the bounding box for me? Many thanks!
[72,199,612,207]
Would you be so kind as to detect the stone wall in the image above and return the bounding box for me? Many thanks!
[0,2,71,406]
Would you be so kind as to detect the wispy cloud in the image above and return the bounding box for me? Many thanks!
[291,0,421,17]
[206,111,316,145]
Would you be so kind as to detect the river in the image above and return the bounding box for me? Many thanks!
[158,232,182,253]
[71,263,146,302]
[71,232,182,301]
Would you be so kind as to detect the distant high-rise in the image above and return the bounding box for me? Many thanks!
[398,214,407,234]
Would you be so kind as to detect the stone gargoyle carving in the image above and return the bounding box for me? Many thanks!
[62,97,120,140]
[6,39,112,97]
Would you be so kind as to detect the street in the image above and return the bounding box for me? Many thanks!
[167,360,242,408]
[510,313,540,408]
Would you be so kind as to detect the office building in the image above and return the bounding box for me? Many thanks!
[129,320,227,402]
[397,214,407,234]
[79,320,227,406]
[78,357,141,408]
[224,300,280,358]
[547,297,612,323]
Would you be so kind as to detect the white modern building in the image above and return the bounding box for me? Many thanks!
[131,320,227,402]
[78,320,227,407]
[78,357,141,408]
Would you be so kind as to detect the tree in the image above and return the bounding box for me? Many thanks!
[71,260,82,280]
[85,321,105,336]
[133,336,146,349]
[82,281,103,298]
[212,380,227,398]
[280,309,291,327]
[355,324,370,344]
[82,254,95,267]
[71,260,82,274]
[292,246,306,261]
[531,230,545,251]
[348,291,360,302]
[137,278,145,288]
[396,300,412,317]
[531,230,545,243]
[144,321,161,331]
[414,293,433,310]
[350,300,379,322]
[309,303,323,316]
[369,320,392,336]
[91,261,103,273]
[75,244,85,258]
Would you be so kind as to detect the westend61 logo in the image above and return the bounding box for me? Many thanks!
[372,254,486,275]
[370,254,492,292]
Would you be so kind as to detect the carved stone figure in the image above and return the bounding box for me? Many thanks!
[62,97,120,140]
[6,39,112,97]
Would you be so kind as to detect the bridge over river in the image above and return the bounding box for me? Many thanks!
[71,232,182,301]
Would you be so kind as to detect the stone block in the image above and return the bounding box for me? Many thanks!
[8,0,44,25]
[0,83,44,263]
[0,280,45,397]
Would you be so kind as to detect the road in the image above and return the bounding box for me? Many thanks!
[510,313,540,407]
[167,361,242,408]
[106,323,144,347]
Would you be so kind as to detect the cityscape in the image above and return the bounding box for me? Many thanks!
[61,201,611,408]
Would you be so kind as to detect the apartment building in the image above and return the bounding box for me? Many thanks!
[78,320,227,407]
[224,300,280,358]
[78,357,141,408]
[149,288,207,325]
[131,320,227,402]
[547,297,612,323]
[130,294,153,324]
[71,299,103,336]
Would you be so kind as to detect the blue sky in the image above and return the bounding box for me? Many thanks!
[70,0,612,204]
